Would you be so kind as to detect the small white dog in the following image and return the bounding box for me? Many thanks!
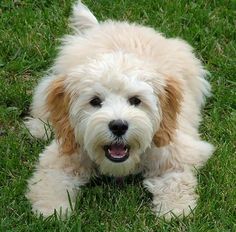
[25,2,214,219]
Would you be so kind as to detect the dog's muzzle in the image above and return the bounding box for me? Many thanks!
[104,143,130,162]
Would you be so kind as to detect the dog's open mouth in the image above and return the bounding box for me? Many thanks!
[104,143,130,163]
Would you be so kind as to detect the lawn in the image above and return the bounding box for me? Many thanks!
[0,0,235,231]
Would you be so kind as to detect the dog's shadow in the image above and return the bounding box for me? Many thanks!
[89,174,143,188]
[75,174,152,216]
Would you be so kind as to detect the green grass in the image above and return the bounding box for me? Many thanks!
[0,0,235,231]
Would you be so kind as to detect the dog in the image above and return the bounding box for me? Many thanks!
[25,1,214,219]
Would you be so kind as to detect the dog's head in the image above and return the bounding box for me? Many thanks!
[46,52,182,177]
[45,3,182,177]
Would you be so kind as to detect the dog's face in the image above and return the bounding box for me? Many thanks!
[68,53,161,176]
[47,52,182,177]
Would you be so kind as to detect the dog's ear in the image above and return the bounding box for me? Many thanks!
[153,77,183,147]
[46,76,77,155]
[70,1,98,33]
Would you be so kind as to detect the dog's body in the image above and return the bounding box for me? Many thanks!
[25,2,214,219]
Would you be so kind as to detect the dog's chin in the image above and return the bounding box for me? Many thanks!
[99,153,140,177]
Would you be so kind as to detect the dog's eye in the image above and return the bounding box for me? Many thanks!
[129,96,141,106]
[90,97,102,107]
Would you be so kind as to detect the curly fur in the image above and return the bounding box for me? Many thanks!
[25,1,214,219]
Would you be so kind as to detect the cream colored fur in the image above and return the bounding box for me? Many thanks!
[25,1,214,219]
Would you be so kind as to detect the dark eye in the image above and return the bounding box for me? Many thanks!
[90,97,102,107]
[129,96,141,106]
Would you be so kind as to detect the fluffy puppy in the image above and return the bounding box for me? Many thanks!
[25,2,214,219]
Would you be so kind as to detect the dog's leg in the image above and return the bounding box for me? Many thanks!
[26,140,92,218]
[143,133,213,220]
[24,76,55,139]
[144,168,197,220]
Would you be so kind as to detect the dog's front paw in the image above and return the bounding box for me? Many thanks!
[144,170,198,220]
[27,183,77,218]
[151,192,197,220]
[30,199,73,218]
[26,167,80,218]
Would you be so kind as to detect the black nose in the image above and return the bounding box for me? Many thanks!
[108,119,128,136]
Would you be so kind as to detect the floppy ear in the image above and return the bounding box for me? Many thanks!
[153,77,183,147]
[46,76,77,155]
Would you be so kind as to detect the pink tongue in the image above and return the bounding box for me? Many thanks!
[109,144,126,157]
